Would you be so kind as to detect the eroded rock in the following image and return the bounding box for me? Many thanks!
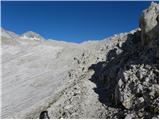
[140,2,159,46]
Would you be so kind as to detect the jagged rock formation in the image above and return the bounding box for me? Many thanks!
[1,2,159,119]
[140,2,159,46]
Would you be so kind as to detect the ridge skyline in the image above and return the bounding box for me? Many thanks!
[1,1,153,43]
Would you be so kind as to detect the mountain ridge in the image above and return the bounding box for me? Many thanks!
[1,2,159,119]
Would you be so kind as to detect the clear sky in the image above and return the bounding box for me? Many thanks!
[1,1,155,43]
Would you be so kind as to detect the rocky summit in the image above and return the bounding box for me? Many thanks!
[1,2,159,119]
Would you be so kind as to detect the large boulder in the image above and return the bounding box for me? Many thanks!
[139,2,159,46]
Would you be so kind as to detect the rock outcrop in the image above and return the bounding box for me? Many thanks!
[21,31,45,40]
[140,2,159,46]
[89,2,159,118]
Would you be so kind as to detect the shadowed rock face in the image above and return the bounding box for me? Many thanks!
[89,2,159,118]
[1,2,159,119]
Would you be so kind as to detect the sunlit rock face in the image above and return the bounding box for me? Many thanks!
[20,31,45,40]
[140,2,159,46]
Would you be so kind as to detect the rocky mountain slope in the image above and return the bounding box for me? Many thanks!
[1,2,159,119]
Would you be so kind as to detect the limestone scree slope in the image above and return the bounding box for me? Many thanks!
[1,2,159,119]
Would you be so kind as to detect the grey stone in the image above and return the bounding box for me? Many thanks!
[1,2,159,119]
[140,2,159,46]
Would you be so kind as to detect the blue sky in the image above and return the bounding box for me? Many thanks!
[1,1,154,43]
